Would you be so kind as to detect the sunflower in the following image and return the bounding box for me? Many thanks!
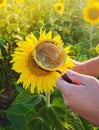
[0,0,6,8]
[96,44,99,54]
[83,3,99,24]
[87,0,99,3]
[15,0,23,3]
[60,0,65,3]
[11,30,74,93]
[54,2,64,13]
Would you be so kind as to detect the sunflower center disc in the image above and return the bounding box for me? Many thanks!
[33,40,66,71]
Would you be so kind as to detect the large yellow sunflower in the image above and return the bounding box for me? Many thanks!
[83,3,99,24]
[0,0,6,8]
[54,2,64,13]
[11,30,74,93]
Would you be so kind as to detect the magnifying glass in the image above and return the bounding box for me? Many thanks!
[32,40,66,71]
[32,40,79,84]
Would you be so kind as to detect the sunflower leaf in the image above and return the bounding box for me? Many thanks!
[23,106,50,130]
[6,104,29,130]
[0,38,6,47]
[47,105,73,129]
[51,97,66,111]
[12,90,43,107]
[26,117,50,130]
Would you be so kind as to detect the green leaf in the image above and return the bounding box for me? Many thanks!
[23,110,40,130]
[24,106,50,130]
[47,105,71,129]
[0,39,6,47]
[24,110,38,125]
[13,90,43,107]
[51,97,66,111]
[0,88,5,96]
[79,116,97,130]
[24,106,57,130]
[6,104,29,130]
[39,106,48,121]
[27,117,50,130]
[4,126,17,130]
[0,125,3,129]
[0,46,7,57]
[0,39,7,57]
[27,117,43,130]
[39,106,51,130]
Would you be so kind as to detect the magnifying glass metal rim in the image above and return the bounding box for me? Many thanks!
[32,40,66,71]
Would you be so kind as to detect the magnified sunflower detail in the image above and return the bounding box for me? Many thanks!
[11,30,74,93]
[33,40,66,71]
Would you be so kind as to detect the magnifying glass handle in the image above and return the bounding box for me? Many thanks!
[62,74,80,85]
[62,74,73,83]
[56,70,80,85]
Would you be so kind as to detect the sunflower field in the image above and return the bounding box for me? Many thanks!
[0,0,99,129]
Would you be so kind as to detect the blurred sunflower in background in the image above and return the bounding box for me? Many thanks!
[83,3,99,24]
[54,2,64,13]
[0,0,6,8]
[60,0,65,3]
[11,30,74,93]
[96,44,99,54]
[87,0,99,3]
[15,0,23,3]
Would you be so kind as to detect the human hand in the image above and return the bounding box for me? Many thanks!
[56,69,99,126]
[70,57,99,76]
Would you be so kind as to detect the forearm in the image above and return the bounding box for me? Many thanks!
[73,56,99,76]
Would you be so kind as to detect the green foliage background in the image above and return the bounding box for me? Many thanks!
[0,0,99,130]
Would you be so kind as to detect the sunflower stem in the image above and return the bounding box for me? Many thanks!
[90,25,94,48]
[45,92,50,107]
[45,92,56,130]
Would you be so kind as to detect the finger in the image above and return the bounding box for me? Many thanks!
[56,77,67,92]
[62,93,68,104]
[56,77,83,96]
[66,69,90,85]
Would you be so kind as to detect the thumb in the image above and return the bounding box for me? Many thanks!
[66,69,90,85]
[56,76,85,98]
